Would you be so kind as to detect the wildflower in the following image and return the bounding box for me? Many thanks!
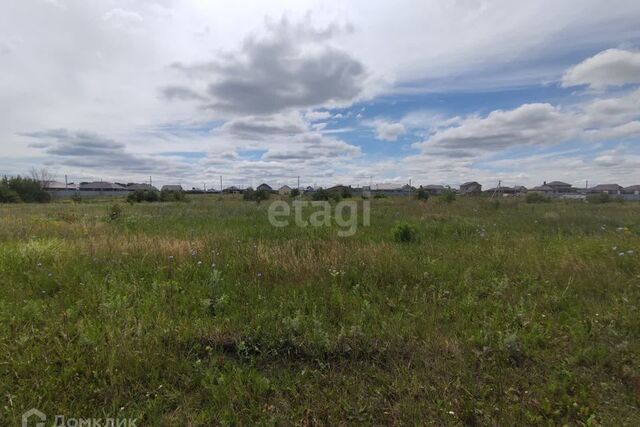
[191,250,197,257]
[37,262,42,267]
[197,261,202,266]
[168,255,174,260]
[618,252,625,257]
[627,250,635,255]
[257,272,263,278]
[211,263,216,268]
[47,273,52,277]
[612,246,618,251]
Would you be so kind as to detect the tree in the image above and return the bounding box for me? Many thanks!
[1,175,50,203]
[415,186,429,201]
[30,167,55,188]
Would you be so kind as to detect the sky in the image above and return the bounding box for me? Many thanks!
[2,0,640,189]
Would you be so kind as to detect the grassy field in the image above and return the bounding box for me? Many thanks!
[1,195,639,425]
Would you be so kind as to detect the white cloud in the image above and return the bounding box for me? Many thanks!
[373,121,406,141]
[416,104,576,153]
[562,49,640,89]
[305,111,332,122]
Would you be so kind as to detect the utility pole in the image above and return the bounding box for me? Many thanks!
[297,175,300,190]
[65,174,68,188]
[220,176,222,192]
[150,176,152,187]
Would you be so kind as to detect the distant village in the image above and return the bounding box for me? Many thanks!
[40,179,640,200]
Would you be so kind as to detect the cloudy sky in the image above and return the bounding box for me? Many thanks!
[2,0,640,189]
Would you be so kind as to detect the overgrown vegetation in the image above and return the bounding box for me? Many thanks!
[526,192,551,203]
[415,186,429,201]
[127,189,160,203]
[243,187,270,203]
[1,196,639,425]
[0,175,50,203]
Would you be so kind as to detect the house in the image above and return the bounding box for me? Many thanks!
[40,181,77,190]
[530,185,555,195]
[161,184,183,192]
[460,181,482,194]
[327,185,351,194]
[485,186,516,195]
[127,183,158,191]
[80,181,128,192]
[545,181,574,193]
[513,185,528,195]
[256,183,273,192]
[303,186,315,194]
[623,185,640,195]
[223,186,243,194]
[278,185,292,195]
[589,184,623,195]
[423,184,446,195]
[371,183,406,196]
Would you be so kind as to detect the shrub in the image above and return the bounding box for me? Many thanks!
[127,190,160,203]
[243,188,255,201]
[341,187,352,199]
[526,192,550,203]
[160,189,187,202]
[290,188,300,197]
[587,192,611,204]
[1,175,50,203]
[311,188,341,202]
[373,193,387,199]
[0,185,21,203]
[415,187,429,201]
[392,222,417,243]
[108,203,123,221]
[71,193,82,203]
[243,188,270,203]
[442,189,456,203]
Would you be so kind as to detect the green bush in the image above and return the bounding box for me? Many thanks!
[442,189,456,203]
[373,193,387,199]
[415,187,429,201]
[311,188,341,202]
[243,188,270,203]
[160,189,187,202]
[127,189,160,203]
[108,203,123,221]
[526,192,550,203]
[392,222,417,242]
[290,188,300,197]
[0,185,21,203]
[587,192,611,204]
[1,175,50,203]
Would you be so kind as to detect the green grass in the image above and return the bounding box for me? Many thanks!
[1,196,639,425]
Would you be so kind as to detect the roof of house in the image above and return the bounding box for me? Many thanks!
[80,181,127,190]
[531,185,554,191]
[161,184,183,191]
[278,185,292,190]
[127,183,158,191]
[41,180,77,190]
[623,185,640,191]
[590,184,622,191]
[424,184,445,190]
[547,181,572,187]
[373,183,404,191]
[257,183,272,190]
[461,181,481,187]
